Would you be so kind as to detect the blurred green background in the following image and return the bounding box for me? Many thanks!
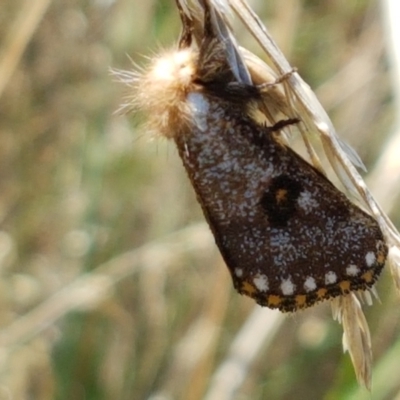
[0,0,399,399]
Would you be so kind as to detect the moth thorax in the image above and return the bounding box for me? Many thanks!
[137,48,198,139]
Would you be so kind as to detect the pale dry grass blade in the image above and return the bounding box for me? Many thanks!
[0,223,213,349]
[0,0,52,99]
[204,306,284,400]
[331,294,373,389]
[367,0,400,212]
[365,0,400,291]
[149,259,231,400]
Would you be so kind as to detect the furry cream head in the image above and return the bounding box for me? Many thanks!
[116,48,199,139]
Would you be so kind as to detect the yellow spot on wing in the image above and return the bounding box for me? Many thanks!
[267,295,282,307]
[377,251,386,265]
[295,295,307,307]
[241,281,257,296]
[339,280,351,292]
[361,271,374,283]
[276,188,288,203]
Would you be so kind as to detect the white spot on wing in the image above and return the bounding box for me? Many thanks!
[304,276,317,292]
[253,274,269,292]
[365,251,376,267]
[297,191,319,213]
[281,277,295,295]
[235,268,243,277]
[325,271,337,285]
[346,264,359,276]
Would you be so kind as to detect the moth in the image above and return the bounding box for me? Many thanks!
[126,1,388,312]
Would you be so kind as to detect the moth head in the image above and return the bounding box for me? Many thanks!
[148,49,196,93]
[127,48,199,139]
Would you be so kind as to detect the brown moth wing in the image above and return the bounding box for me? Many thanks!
[174,92,387,312]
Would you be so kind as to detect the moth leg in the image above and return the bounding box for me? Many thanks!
[258,67,298,91]
[269,118,300,133]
